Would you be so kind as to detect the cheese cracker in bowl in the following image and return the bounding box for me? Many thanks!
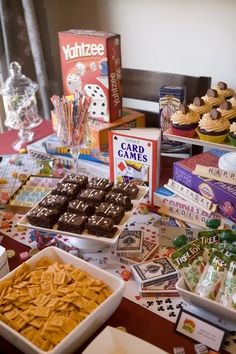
[0,246,125,354]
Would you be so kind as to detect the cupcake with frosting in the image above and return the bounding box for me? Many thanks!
[170,103,200,138]
[228,93,236,108]
[214,81,235,99]
[189,96,211,117]
[228,122,236,146]
[217,100,236,123]
[202,88,224,108]
[196,108,230,143]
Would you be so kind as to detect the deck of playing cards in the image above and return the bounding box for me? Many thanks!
[131,257,179,286]
[118,239,158,265]
[139,273,179,297]
[115,230,143,257]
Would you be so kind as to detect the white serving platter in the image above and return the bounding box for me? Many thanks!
[176,276,236,323]
[0,247,125,354]
[17,186,149,246]
[82,326,168,354]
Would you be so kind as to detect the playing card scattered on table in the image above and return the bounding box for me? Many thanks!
[118,239,158,265]
[115,229,143,257]
[131,257,178,286]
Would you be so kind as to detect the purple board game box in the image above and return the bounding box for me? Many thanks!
[173,149,236,223]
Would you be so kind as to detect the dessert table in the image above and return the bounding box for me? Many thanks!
[0,122,231,354]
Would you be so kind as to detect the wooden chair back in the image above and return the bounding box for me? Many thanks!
[122,68,211,127]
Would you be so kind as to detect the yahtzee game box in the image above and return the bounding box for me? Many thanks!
[58,29,122,123]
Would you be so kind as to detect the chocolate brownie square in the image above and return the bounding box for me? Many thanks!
[105,192,133,211]
[27,206,59,228]
[77,188,106,206]
[112,182,139,199]
[86,215,114,238]
[87,177,114,192]
[67,199,95,216]
[51,182,80,200]
[57,212,88,234]
[39,194,68,213]
[95,202,125,224]
[62,173,88,189]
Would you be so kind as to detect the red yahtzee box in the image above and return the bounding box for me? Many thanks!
[58,29,122,123]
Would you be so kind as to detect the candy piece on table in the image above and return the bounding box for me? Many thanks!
[219,229,236,243]
[6,249,16,260]
[19,148,27,154]
[19,251,29,261]
[0,178,7,184]
[173,234,188,248]
[205,213,222,229]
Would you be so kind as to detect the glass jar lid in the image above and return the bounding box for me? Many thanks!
[0,61,38,96]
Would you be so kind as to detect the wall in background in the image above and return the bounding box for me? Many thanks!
[38,0,236,93]
[95,0,236,89]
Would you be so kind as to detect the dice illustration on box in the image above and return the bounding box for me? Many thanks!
[66,73,82,93]
[84,84,108,119]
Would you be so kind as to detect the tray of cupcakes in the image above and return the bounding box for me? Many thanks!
[18,174,149,245]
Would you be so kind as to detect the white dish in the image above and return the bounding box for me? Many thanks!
[17,186,148,246]
[0,247,125,354]
[82,326,168,354]
[176,276,236,323]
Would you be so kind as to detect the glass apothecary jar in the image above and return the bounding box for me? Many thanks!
[0,61,42,149]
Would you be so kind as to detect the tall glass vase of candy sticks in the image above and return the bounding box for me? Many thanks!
[51,92,91,174]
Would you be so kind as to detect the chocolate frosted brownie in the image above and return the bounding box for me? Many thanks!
[51,182,80,200]
[62,173,88,189]
[105,192,133,211]
[77,188,106,205]
[95,202,125,224]
[27,206,59,228]
[57,212,88,234]
[39,194,68,213]
[112,182,139,199]
[67,199,95,216]
[86,215,114,237]
[87,177,114,192]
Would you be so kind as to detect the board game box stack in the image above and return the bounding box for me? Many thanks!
[58,29,122,123]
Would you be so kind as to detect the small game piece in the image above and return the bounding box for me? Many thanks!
[19,251,29,261]
[194,343,209,354]
[173,347,186,354]
[6,249,16,260]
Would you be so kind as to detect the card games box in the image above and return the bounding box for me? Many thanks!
[58,29,122,123]
[109,128,161,204]
[173,149,236,223]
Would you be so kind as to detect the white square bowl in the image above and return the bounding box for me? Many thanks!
[176,276,236,323]
[0,246,125,354]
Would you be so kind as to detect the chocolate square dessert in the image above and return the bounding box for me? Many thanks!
[86,215,114,237]
[77,188,106,205]
[67,199,95,216]
[57,212,88,234]
[112,182,139,199]
[87,177,114,192]
[95,202,125,224]
[51,182,80,200]
[27,206,59,228]
[39,194,68,213]
[105,192,133,211]
[62,173,88,189]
